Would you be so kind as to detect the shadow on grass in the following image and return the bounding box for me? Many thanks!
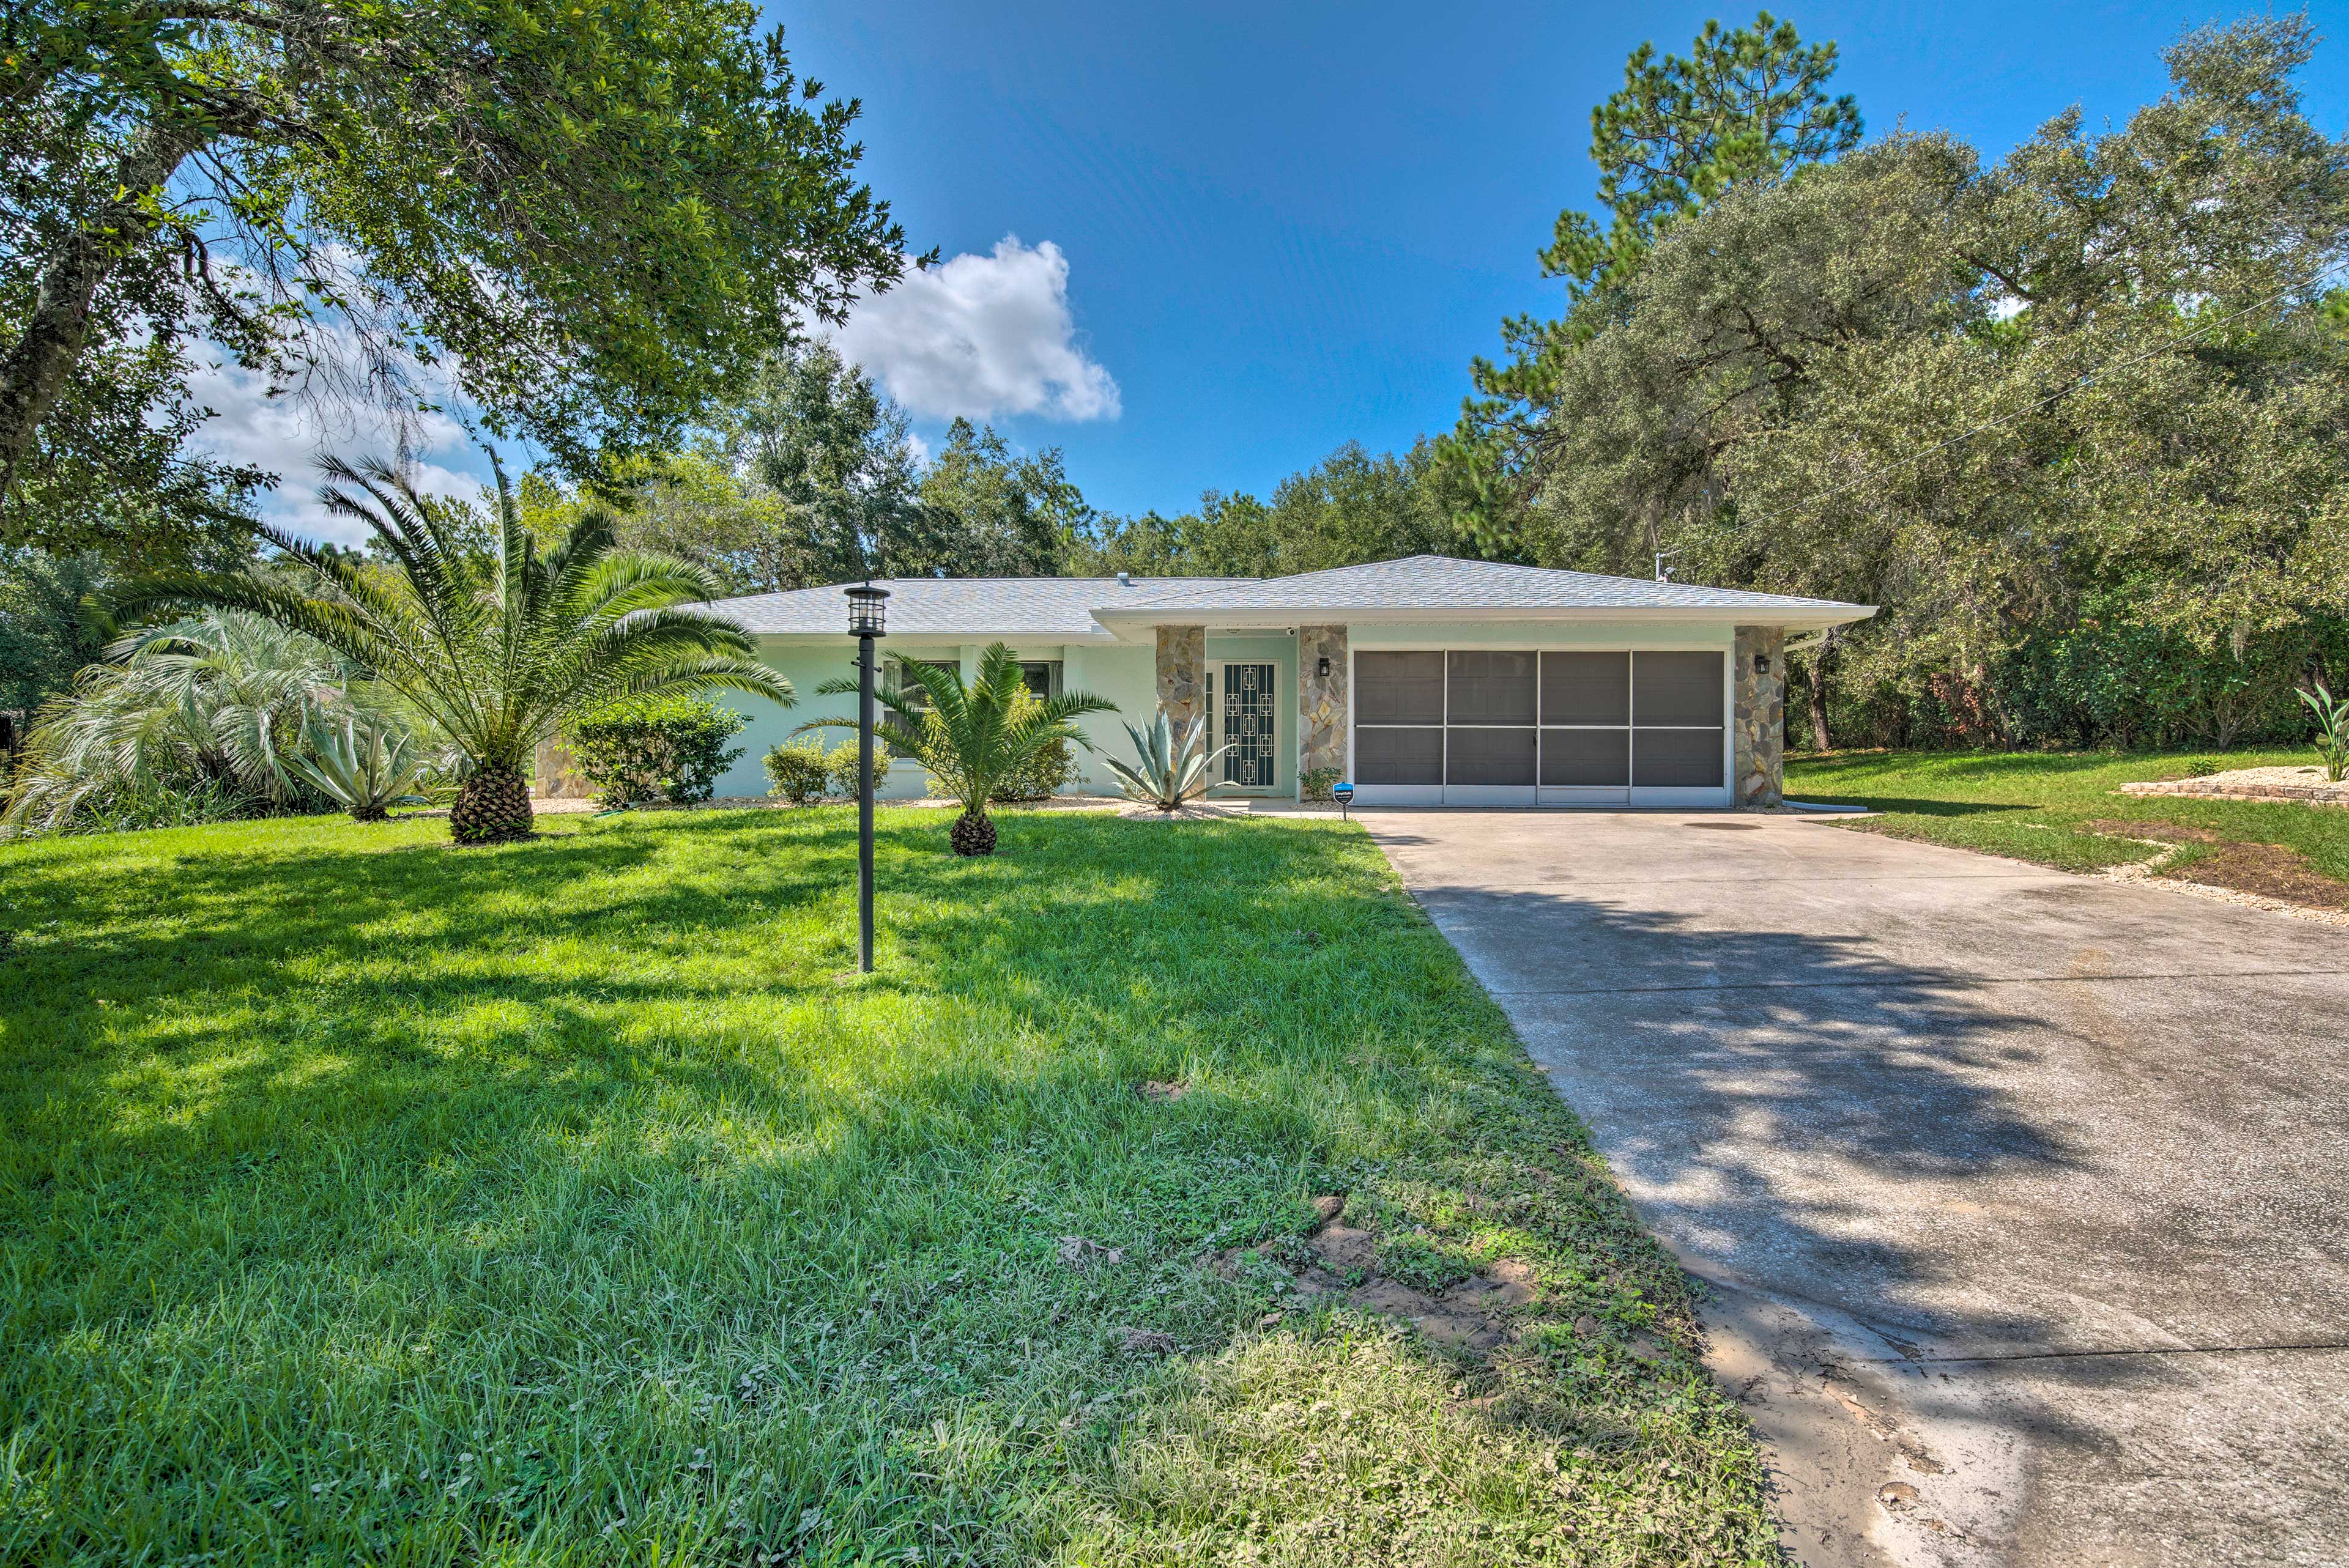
[17,803,2267,1555]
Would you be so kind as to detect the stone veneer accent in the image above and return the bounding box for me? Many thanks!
[1297,626,1349,781]
[1733,625,1786,807]
[532,732,593,799]
[1155,624,1207,732]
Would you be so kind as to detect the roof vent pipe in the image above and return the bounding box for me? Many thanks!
[1117,571,1132,587]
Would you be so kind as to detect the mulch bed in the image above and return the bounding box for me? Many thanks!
[2084,818,2349,911]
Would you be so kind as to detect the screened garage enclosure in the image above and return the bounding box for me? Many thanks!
[1352,649,1730,807]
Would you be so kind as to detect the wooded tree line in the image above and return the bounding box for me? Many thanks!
[1447,10,2349,752]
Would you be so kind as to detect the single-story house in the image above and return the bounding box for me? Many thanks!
[679,555,1874,808]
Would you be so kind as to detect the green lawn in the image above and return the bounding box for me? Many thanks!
[1786,747,2349,894]
[0,807,1775,1566]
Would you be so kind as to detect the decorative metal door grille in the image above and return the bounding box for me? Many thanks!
[1222,662,1277,786]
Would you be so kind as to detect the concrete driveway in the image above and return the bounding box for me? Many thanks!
[1359,810,2349,1568]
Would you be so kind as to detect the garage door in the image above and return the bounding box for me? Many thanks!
[1353,649,1726,806]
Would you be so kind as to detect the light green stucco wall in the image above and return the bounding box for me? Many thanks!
[707,637,1161,800]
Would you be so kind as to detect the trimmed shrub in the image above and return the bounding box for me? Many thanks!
[763,739,833,805]
[989,684,1077,802]
[825,739,892,799]
[1301,766,1341,802]
[765,738,894,804]
[568,695,745,807]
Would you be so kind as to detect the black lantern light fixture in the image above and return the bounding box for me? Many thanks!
[845,582,889,972]
[1316,655,1332,678]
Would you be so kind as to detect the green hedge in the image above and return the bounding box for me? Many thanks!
[566,697,746,807]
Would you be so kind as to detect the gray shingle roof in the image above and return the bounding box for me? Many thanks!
[1091,555,1867,617]
[700,576,1253,638]
[702,557,1873,638]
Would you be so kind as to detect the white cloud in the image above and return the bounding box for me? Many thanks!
[185,346,489,547]
[822,237,1120,423]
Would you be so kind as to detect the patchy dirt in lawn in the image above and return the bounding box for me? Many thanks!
[2084,819,2349,911]
[1209,1195,1542,1355]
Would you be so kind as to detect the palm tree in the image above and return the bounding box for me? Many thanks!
[804,640,1113,855]
[122,454,792,843]
[1,609,358,837]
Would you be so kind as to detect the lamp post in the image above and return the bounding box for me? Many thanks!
[845,582,889,972]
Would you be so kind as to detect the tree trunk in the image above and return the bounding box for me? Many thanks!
[0,120,206,511]
[450,764,535,844]
[948,807,996,857]
[1800,630,1838,752]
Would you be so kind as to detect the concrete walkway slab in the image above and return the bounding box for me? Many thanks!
[1359,809,2349,1568]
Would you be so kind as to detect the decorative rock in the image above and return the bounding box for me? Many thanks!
[1155,625,1207,733]
[2120,766,2349,808]
[1298,626,1349,778]
[1734,626,1786,807]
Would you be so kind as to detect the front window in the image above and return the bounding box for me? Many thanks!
[1019,660,1063,699]
[884,657,959,758]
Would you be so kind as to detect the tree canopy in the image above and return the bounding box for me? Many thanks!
[1,0,913,557]
[1517,13,2349,748]
[1439,10,1860,553]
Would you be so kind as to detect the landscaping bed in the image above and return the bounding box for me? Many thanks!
[1785,749,2349,913]
[0,807,1776,1565]
[2117,764,2349,808]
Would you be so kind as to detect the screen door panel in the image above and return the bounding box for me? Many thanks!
[1356,725,1442,785]
[1221,663,1277,786]
[1541,726,1630,786]
[1540,652,1630,726]
[1632,651,1723,727]
[1356,651,1445,725]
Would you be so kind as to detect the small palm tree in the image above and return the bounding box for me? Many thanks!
[121,454,792,843]
[804,640,1114,855]
[1,610,358,837]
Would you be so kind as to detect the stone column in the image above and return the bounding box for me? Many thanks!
[1298,625,1349,790]
[1156,625,1206,731]
[1734,626,1787,807]
[532,732,590,799]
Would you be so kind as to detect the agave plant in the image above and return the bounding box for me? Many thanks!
[804,641,1114,855]
[281,712,435,821]
[1104,708,1233,812]
[1,610,358,837]
[121,452,793,844]
[2301,678,2349,783]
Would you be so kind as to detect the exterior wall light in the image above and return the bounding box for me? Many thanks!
[1754,653,1772,675]
[1316,656,1331,678]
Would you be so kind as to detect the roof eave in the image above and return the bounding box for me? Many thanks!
[741,626,1127,643]
[1090,603,1877,640]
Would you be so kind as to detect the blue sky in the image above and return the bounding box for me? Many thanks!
[774,0,2349,520]
[212,2,2349,541]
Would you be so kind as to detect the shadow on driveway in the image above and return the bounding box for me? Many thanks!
[1361,808,2349,1568]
